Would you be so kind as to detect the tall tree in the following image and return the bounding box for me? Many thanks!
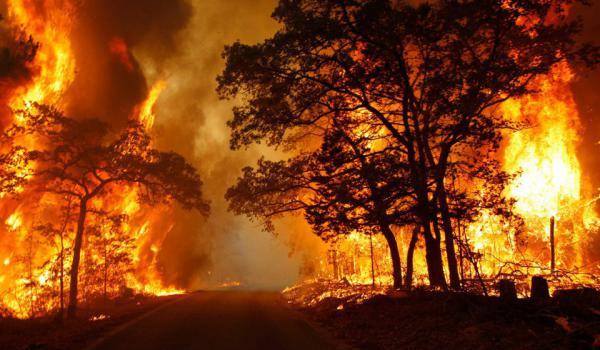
[227,112,415,288]
[1,104,209,317]
[35,199,74,319]
[219,0,597,288]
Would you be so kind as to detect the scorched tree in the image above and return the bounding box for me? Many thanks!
[1,104,209,317]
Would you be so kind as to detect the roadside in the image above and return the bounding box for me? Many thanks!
[0,294,182,350]
[284,281,600,350]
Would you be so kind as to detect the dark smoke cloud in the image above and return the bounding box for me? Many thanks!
[65,0,192,128]
[572,1,600,193]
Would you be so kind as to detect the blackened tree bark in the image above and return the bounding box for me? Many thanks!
[405,226,419,289]
[381,224,402,289]
[67,198,88,318]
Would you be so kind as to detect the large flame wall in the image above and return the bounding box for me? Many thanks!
[0,0,313,318]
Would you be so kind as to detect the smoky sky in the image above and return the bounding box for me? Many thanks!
[572,1,600,197]
[65,0,192,128]
[69,0,317,290]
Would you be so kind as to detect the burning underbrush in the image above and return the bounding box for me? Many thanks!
[283,279,390,309]
[284,280,600,349]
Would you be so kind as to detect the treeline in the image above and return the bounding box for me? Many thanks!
[219,0,598,289]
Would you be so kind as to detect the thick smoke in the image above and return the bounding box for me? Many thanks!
[145,0,325,290]
[52,0,323,290]
[573,2,600,190]
[65,0,192,128]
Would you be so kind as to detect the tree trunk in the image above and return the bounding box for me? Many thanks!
[103,242,108,302]
[436,185,461,289]
[67,199,88,318]
[422,222,447,289]
[405,226,419,289]
[369,233,375,288]
[381,225,402,289]
[59,233,64,318]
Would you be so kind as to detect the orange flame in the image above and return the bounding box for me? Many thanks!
[137,80,167,130]
[0,1,183,318]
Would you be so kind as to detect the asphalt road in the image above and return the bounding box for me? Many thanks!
[88,291,338,350]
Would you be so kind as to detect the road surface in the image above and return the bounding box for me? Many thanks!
[89,291,339,350]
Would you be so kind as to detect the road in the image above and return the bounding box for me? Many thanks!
[88,291,339,350]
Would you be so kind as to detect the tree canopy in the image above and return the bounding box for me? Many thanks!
[219,0,598,289]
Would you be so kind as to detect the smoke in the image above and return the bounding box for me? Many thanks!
[572,1,600,191]
[145,0,325,290]
[5,0,598,291]
[49,0,322,290]
[64,0,192,127]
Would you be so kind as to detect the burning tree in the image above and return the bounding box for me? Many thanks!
[219,0,598,289]
[0,104,209,317]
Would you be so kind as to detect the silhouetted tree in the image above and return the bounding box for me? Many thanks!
[227,111,416,288]
[1,104,209,317]
[35,199,75,319]
[219,0,598,288]
[83,213,133,302]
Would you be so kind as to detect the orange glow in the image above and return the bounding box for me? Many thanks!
[137,80,167,130]
[317,64,598,291]
[464,62,599,283]
[0,0,184,319]
[108,37,135,72]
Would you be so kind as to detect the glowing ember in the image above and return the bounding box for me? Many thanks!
[89,314,110,322]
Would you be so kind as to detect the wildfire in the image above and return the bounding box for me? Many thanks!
[5,211,22,231]
[137,80,167,130]
[0,0,184,319]
[320,63,598,291]
[6,0,76,112]
[462,61,597,284]
[503,62,582,220]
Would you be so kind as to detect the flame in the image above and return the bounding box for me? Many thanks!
[7,0,76,112]
[5,212,22,231]
[503,62,581,219]
[0,1,183,318]
[315,64,598,291]
[137,80,167,130]
[462,61,597,283]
